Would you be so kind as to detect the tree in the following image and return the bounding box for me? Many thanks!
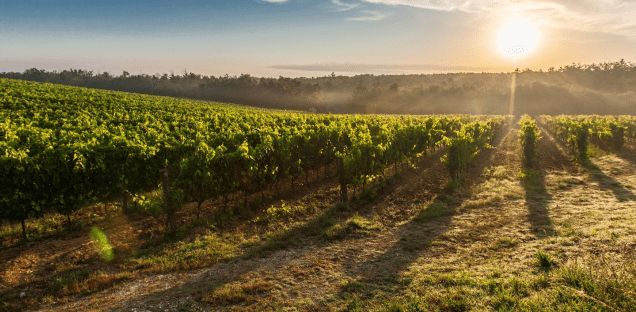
[389,82,399,93]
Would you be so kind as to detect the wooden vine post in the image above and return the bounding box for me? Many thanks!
[122,191,129,213]
[160,168,175,230]
[337,157,348,202]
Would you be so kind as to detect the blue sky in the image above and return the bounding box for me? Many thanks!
[2,0,636,77]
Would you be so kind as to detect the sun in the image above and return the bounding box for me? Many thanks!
[498,20,539,58]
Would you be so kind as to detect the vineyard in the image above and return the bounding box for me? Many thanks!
[0,79,508,239]
[541,115,636,159]
[1,79,636,311]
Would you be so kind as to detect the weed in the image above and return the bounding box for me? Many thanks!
[463,195,504,210]
[518,168,541,181]
[489,237,519,250]
[346,213,380,233]
[324,224,347,240]
[334,201,350,211]
[444,179,462,193]
[347,297,364,312]
[89,227,114,261]
[306,213,337,236]
[386,301,405,312]
[203,281,274,305]
[341,279,366,293]
[491,286,518,310]
[132,192,164,218]
[536,250,555,269]
[266,202,292,221]
[416,200,451,222]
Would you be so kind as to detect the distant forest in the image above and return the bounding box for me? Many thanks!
[2,60,636,115]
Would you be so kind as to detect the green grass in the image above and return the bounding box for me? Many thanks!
[536,250,555,269]
[127,232,248,272]
[324,212,382,240]
[89,227,114,262]
[489,237,519,251]
[363,259,636,311]
[415,200,453,222]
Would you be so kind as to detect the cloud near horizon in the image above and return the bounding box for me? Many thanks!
[331,0,359,11]
[269,62,499,73]
[347,10,388,21]
[361,0,636,38]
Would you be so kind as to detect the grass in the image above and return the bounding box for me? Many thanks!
[203,280,276,305]
[415,199,453,222]
[340,279,367,293]
[48,267,136,297]
[127,231,249,272]
[89,227,114,262]
[370,257,636,311]
[324,212,382,240]
[489,237,519,251]
[535,250,555,269]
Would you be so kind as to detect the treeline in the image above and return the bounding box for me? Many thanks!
[2,60,636,115]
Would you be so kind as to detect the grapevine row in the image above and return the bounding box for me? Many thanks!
[518,115,540,168]
[441,118,508,179]
[541,115,635,159]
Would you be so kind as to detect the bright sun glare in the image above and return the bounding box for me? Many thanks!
[498,20,539,57]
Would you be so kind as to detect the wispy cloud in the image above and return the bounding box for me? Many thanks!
[361,0,636,38]
[269,62,495,72]
[259,0,288,3]
[347,10,388,21]
[331,0,359,12]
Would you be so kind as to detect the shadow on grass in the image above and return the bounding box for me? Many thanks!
[522,168,554,237]
[582,159,636,202]
[616,146,636,168]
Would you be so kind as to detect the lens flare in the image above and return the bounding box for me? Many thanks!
[498,20,539,57]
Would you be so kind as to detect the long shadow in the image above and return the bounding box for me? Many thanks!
[522,169,554,237]
[540,126,636,202]
[582,159,636,202]
[616,144,636,168]
[523,134,562,238]
[334,125,517,301]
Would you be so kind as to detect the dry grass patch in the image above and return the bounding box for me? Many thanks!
[324,213,382,240]
[49,268,136,296]
[126,232,252,273]
[203,280,277,305]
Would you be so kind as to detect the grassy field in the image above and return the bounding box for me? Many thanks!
[2,120,636,311]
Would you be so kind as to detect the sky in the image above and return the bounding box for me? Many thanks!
[2,0,636,78]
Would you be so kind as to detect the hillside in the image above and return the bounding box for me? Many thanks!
[1,80,636,311]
